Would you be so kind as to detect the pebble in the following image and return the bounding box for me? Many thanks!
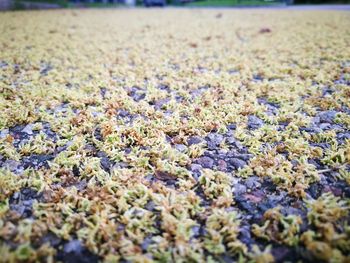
[141,236,153,251]
[9,188,42,218]
[145,201,156,211]
[318,110,337,124]
[0,61,8,68]
[206,133,224,149]
[232,153,253,161]
[22,154,53,169]
[228,158,246,169]
[319,123,330,130]
[238,224,253,246]
[187,136,203,145]
[0,128,9,139]
[21,124,33,135]
[227,123,237,130]
[234,183,247,195]
[100,157,112,172]
[117,109,129,118]
[74,180,87,192]
[311,116,320,124]
[2,159,23,174]
[217,159,227,171]
[337,132,350,143]
[60,239,99,263]
[235,196,256,212]
[175,144,187,152]
[226,136,237,145]
[63,239,98,260]
[307,183,323,199]
[189,164,202,172]
[245,176,261,189]
[248,115,264,129]
[153,98,170,110]
[271,246,292,262]
[133,93,146,102]
[197,156,214,169]
[127,87,145,101]
[245,192,264,203]
[158,84,171,93]
[99,87,107,98]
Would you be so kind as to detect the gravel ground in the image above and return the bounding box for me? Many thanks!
[0,9,350,263]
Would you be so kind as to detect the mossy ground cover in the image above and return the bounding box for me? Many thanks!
[0,9,350,263]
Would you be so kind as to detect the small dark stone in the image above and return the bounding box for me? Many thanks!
[153,98,170,110]
[234,183,247,195]
[127,87,146,102]
[64,240,81,253]
[100,87,107,98]
[226,136,237,145]
[21,124,33,135]
[190,87,208,98]
[117,109,129,118]
[187,136,203,145]
[203,150,216,159]
[271,245,293,262]
[253,74,264,81]
[307,183,324,199]
[191,225,201,237]
[155,170,176,182]
[320,123,330,130]
[41,233,62,247]
[259,28,271,34]
[175,144,187,152]
[74,179,87,192]
[100,157,112,172]
[2,159,22,173]
[9,188,42,218]
[228,158,246,169]
[235,196,257,213]
[206,133,224,149]
[40,64,53,76]
[158,84,171,93]
[248,115,264,129]
[318,110,337,124]
[189,164,202,172]
[97,151,113,172]
[217,159,227,171]
[322,88,334,96]
[58,239,99,263]
[337,132,350,144]
[0,61,8,68]
[238,224,253,246]
[232,153,253,161]
[141,236,153,252]
[245,176,261,189]
[72,165,80,177]
[93,128,103,141]
[261,178,277,192]
[22,154,54,169]
[311,116,320,124]
[258,193,284,212]
[196,156,214,169]
[133,93,146,102]
[227,123,237,130]
[145,201,156,211]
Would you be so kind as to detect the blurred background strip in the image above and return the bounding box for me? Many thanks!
[0,0,349,13]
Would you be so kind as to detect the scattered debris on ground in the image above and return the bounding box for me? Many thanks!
[0,9,349,262]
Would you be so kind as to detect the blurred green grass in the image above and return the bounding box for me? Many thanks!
[13,0,285,8]
[184,0,283,6]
